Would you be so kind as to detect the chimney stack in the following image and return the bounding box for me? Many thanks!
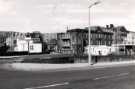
[110,24,114,28]
[106,25,109,29]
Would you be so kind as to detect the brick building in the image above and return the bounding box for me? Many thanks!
[57,32,72,54]
[106,24,129,55]
[122,31,135,55]
[108,24,129,45]
[57,27,114,55]
[87,26,113,46]
[67,29,88,55]
[41,33,58,53]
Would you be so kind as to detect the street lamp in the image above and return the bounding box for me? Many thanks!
[25,37,31,55]
[88,1,101,65]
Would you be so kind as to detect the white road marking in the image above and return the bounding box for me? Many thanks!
[24,82,69,89]
[94,72,129,80]
[117,72,129,76]
[94,75,114,80]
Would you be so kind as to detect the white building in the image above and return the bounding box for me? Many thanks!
[123,32,135,45]
[6,37,42,53]
[29,43,42,53]
[110,31,135,55]
[14,38,29,52]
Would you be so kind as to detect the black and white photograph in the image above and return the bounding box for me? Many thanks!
[0,0,135,89]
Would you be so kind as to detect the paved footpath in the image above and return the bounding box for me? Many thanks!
[0,60,135,72]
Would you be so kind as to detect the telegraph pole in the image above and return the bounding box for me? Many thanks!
[88,1,101,65]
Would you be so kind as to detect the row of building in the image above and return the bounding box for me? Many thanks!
[57,24,129,56]
[0,24,135,56]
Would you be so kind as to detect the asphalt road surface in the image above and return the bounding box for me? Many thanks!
[0,64,135,89]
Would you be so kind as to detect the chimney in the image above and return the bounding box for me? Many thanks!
[110,24,114,28]
[106,25,109,29]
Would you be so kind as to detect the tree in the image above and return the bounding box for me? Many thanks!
[0,43,10,55]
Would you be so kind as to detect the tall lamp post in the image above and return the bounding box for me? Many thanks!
[88,1,101,65]
[25,37,31,55]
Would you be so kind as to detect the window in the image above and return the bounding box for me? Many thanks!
[91,34,92,38]
[13,40,17,44]
[99,34,101,38]
[104,35,106,38]
[101,34,103,38]
[92,33,95,38]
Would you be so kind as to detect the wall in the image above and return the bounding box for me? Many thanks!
[14,39,28,52]
[85,45,113,56]
[29,43,42,53]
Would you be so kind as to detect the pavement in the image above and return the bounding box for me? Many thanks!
[0,60,135,89]
[0,60,135,72]
[0,56,21,58]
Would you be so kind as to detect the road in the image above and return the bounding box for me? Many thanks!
[0,64,135,89]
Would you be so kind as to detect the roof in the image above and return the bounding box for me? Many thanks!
[86,26,113,33]
[114,26,129,33]
[67,28,88,33]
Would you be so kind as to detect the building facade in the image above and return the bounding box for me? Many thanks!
[0,31,21,47]
[41,33,58,53]
[57,27,114,55]
[6,32,42,54]
[89,26,113,46]
[67,29,88,55]
[6,32,26,52]
[57,32,72,54]
[0,31,15,54]
[107,24,129,55]
[122,31,135,55]
[84,26,114,55]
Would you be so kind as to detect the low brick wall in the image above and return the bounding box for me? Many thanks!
[2,54,134,64]
[74,55,135,63]
[21,54,74,63]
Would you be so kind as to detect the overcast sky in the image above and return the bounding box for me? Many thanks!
[0,0,135,33]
